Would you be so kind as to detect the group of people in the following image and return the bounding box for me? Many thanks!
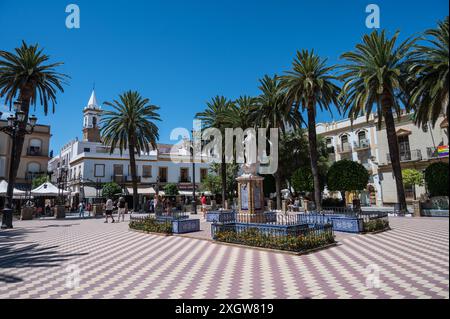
[103,196,128,223]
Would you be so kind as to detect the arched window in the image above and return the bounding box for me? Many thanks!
[27,162,41,173]
[358,131,366,143]
[29,138,42,156]
[92,116,97,127]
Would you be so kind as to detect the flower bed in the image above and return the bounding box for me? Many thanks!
[129,216,172,234]
[211,223,334,253]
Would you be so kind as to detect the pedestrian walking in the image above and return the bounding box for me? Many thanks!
[201,193,207,219]
[117,197,127,222]
[105,198,115,223]
[78,201,85,218]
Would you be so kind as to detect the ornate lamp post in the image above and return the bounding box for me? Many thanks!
[0,100,38,229]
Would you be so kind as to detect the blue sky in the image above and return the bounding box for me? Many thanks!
[0,0,448,153]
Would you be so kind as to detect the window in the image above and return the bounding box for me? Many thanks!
[84,148,91,153]
[325,138,334,153]
[142,165,152,178]
[398,135,411,160]
[200,168,208,182]
[27,162,40,173]
[358,131,366,143]
[92,117,97,127]
[94,164,105,177]
[341,135,350,151]
[28,138,42,156]
[113,164,123,176]
[159,167,168,182]
[180,168,189,182]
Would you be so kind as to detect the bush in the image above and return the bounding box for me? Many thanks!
[327,160,369,193]
[102,182,122,199]
[363,219,390,233]
[164,183,179,196]
[291,167,326,193]
[424,162,449,197]
[32,174,48,189]
[129,217,172,234]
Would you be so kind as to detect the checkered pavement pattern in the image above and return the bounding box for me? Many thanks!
[0,216,448,299]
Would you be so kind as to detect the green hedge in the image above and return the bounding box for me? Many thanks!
[424,162,449,197]
[363,219,390,233]
[129,217,172,234]
[214,227,334,252]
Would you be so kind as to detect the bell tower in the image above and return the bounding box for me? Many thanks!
[82,90,102,143]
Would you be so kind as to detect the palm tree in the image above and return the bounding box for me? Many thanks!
[196,96,235,206]
[408,16,449,128]
[281,50,341,211]
[256,74,302,209]
[340,30,417,213]
[228,95,258,130]
[101,91,160,211]
[0,41,68,210]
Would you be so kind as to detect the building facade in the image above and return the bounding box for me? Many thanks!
[1,119,51,188]
[48,91,211,201]
[316,112,449,206]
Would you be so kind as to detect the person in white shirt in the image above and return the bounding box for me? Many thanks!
[104,198,115,223]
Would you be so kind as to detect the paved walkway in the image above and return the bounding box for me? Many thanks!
[0,216,448,299]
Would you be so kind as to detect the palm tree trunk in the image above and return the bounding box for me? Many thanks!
[128,136,139,212]
[221,153,227,207]
[383,107,407,213]
[274,172,282,210]
[307,105,322,212]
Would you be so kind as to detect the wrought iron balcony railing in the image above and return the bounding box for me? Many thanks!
[337,144,352,153]
[179,176,191,183]
[353,139,370,151]
[386,149,422,163]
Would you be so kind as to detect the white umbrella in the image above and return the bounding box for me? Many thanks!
[0,180,26,197]
[31,182,70,197]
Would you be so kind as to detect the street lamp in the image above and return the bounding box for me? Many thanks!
[0,100,38,229]
[191,129,197,215]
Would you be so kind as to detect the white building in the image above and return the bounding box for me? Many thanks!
[48,90,211,202]
[316,111,449,207]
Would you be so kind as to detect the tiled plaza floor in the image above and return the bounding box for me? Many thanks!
[0,216,448,299]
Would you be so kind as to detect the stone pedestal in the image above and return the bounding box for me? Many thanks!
[93,204,104,216]
[21,207,34,220]
[54,205,66,219]
[412,200,421,217]
[236,173,265,222]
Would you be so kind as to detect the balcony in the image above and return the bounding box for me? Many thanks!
[386,150,422,163]
[111,175,141,183]
[337,144,352,154]
[353,139,370,151]
[179,176,191,183]
[27,147,44,156]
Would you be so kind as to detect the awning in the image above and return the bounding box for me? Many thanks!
[82,186,103,198]
[126,187,156,195]
[31,182,70,197]
[178,191,212,196]
[0,180,27,197]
